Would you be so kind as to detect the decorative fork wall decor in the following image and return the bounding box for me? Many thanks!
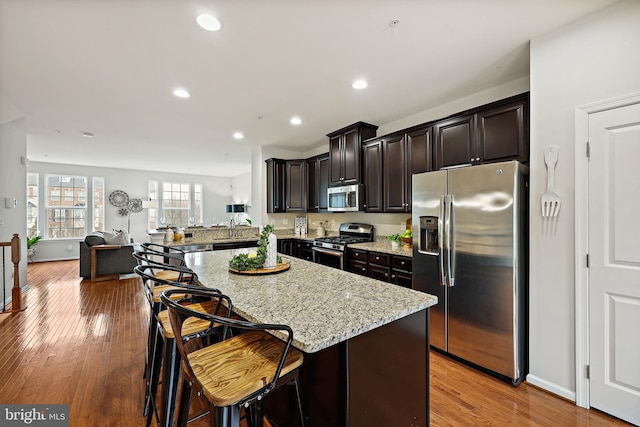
[541,146,561,217]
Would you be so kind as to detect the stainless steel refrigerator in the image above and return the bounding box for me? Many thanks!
[412,160,528,384]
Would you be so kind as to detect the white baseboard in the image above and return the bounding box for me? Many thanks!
[526,374,576,402]
[30,256,79,263]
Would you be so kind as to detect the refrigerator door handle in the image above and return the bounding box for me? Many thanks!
[438,195,446,287]
[445,195,455,287]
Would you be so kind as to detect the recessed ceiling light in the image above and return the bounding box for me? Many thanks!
[290,117,302,125]
[233,132,244,139]
[197,14,222,31]
[82,132,94,138]
[173,89,190,98]
[352,80,368,89]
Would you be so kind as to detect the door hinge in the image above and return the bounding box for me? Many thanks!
[586,141,590,158]
[586,253,590,268]
[586,365,590,379]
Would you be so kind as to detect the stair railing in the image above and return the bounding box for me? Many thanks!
[1,234,23,313]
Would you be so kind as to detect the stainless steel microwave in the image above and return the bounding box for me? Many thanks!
[328,184,364,212]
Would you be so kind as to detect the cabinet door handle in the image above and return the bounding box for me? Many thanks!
[470,158,474,162]
[476,157,481,162]
[375,256,380,260]
[400,261,405,265]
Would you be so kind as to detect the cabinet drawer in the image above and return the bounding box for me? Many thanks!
[349,249,367,262]
[391,270,412,288]
[367,251,389,267]
[348,260,368,276]
[368,264,390,282]
[392,256,412,272]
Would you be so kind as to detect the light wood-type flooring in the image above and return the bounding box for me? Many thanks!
[0,260,631,426]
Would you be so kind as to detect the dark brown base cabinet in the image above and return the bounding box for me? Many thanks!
[278,238,313,261]
[347,248,412,287]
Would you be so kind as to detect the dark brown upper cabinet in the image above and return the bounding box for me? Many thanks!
[362,140,383,212]
[477,98,528,164]
[285,160,306,212]
[328,122,378,186]
[306,153,329,212]
[434,114,476,170]
[407,126,433,175]
[434,94,529,170]
[266,158,286,213]
[383,134,411,212]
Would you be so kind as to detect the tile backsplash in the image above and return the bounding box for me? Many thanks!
[266,212,411,239]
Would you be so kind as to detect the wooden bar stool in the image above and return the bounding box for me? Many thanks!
[133,263,201,420]
[161,288,307,427]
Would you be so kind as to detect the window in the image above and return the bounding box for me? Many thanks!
[93,177,104,232]
[162,182,190,227]
[27,173,39,237]
[148,181,159,229]
[193,184,202,225]
[46,175,87,238]
[148,181,202,229]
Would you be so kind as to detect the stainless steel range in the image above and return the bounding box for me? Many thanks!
[312,223,374,270]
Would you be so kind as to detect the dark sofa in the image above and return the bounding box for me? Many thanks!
[79,232,140,279]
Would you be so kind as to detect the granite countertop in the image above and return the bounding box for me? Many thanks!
[185,250,436,353]
[349,240,413,257]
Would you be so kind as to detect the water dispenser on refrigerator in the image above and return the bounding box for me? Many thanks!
[419,216,439,255]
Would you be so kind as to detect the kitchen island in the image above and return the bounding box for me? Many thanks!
[186,250,437,426]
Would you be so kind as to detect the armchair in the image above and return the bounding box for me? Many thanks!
[79,232,140,281]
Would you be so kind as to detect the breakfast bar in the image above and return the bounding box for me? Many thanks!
[186,250,437,426]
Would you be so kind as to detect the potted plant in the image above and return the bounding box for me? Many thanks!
[387,233,401,250]
[27,235,42,262]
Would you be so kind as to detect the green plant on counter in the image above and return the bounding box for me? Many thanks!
[27,235,42,249]
[387,233,401,243]
[246,218,252,225]
[229,224,281,271]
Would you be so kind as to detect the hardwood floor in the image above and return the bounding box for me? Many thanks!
[0,260,631,426]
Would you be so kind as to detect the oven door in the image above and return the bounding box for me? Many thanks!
[312,246,344,270]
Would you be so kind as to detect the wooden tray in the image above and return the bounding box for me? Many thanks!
[229,261,290,275]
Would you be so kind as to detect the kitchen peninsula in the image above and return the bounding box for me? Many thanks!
[186,250,437,426]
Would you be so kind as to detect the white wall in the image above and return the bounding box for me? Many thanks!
[28,161,243,261]
[527,0,640,399]
[0,119,28,304]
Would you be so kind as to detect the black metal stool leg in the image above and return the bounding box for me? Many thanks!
[144,325,164,423]
[175,379,193,427]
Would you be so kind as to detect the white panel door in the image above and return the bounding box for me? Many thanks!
[589,103,640,426]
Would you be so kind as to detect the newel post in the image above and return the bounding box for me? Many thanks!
[10,234,23,311]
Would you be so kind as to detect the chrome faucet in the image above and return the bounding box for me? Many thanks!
[229,217,236,237]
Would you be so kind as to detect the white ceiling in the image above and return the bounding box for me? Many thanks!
[0,0,617,177]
